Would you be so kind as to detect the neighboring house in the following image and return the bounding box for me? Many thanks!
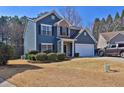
[97,31,124,49]
[24,11,96,57]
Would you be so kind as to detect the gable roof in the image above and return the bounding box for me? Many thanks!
[75,28,97,43]
[54,19,72,26]
[34,10,62,22]
[100,31,124,41]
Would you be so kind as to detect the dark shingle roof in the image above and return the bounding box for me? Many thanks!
[101,31,124,41]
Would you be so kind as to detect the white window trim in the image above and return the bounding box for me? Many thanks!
[41,24,52,36]
[41,24,52,27]
[41,43,53,45]
[41,43,53,52]
[58,26,70,37]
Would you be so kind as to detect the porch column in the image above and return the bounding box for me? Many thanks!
[72,41,75,57]
[61,40,64,53]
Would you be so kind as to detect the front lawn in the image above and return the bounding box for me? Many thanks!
[1,57,124,87]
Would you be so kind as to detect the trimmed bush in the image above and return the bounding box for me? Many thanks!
[28,50,39,55]
[36,53,47,61]
[47,53,57,62]
[57,53,65,60]
[25,53,29,59]
[28,54,36,61]
[0,55,8,65]
[0,42,13,65]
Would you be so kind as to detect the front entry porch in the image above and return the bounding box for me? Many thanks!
[57,39,75,57]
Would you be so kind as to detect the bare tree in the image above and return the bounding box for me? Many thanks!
[86,22,94,33]
[60,7,83,27]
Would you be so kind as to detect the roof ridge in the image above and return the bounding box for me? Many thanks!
[101,31,124,41]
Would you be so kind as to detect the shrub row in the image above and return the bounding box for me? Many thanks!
[26,52,66,62]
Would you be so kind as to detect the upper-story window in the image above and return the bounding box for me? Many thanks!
[41,24,52,36]
[51,15,55,20]
[84,32,87,36]
[59,27,69,36]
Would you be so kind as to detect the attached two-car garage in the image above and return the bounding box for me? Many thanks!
[75,44,95,57]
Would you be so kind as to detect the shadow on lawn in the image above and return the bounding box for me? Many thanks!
[28,58,72,64]
[0,64,42,84]
[109,69,120,73]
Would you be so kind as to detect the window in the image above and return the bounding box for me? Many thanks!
[110,44,116,48]
[51,15,55,20]
[41,24,52,36]
[60,27,69,36]
[84,32,87,36]
[41,43,53,52]
[118,44,124,47]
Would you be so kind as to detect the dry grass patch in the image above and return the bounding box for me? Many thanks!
[53,58,122,72]
[1,58,124,87]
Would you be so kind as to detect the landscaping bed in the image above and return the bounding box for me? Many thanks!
[25,50,66,63]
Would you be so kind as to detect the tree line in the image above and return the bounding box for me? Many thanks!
[93,10,124,40]
[0,16,28,58]
[0,7,82,58]
[0,7,124,58]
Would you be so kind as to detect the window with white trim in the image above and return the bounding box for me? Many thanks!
[41,43,53,52]
[59,27,69,36]
[41,24,52,36]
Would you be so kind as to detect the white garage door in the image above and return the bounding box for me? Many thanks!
[75,44,94,57]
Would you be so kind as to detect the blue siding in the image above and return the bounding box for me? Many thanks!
[36,13,60,25]
[110,34,124,44]
[34,12,95,53]
[76,30,95,44]
[70,29,80,38]
[36,13,61,52]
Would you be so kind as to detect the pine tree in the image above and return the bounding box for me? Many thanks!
[106,14,113,23]
[93,18,101,40]
[100,18,106,32]
[121,9,124,18]
[101,18,105,23]
[114,12,120,21]
[106,15,113,32]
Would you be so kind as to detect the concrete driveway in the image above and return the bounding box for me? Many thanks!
[72,56,124,61]
[95,57,124,62]
[0,77,16,87]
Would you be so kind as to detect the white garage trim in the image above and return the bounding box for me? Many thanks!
[75,44,94,57]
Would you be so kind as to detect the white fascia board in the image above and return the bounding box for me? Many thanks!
[41,23,52,27]
[54,19,72,27]
[34,11,62,22]
[60,38,76,42]
[41,43,53,45]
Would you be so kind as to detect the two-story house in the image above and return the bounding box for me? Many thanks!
[24,11,96,57]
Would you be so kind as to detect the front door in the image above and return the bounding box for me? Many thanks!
[64,45,67,56]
